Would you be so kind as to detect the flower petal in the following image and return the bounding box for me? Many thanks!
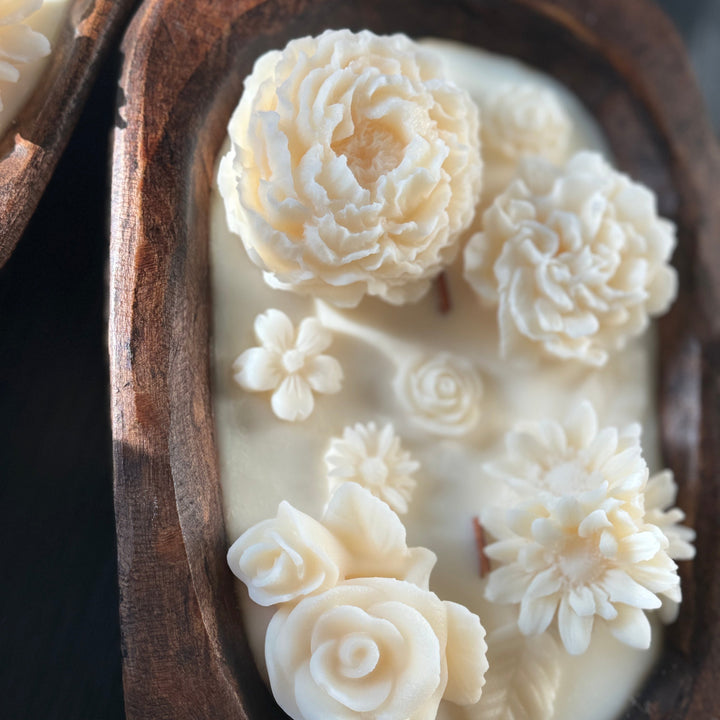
[564,401,598,449]
[233,347,282,391]
[618,531,663,563]
[271,375,314,421]
[295,317,333,355]
[519,594,559,635]
[578,509,612,538]
[645,470,676,510]
[443,601,489,705]
[255,309,295,352]
[609,605,652,649]
[0,23,50,63]
[525,568,562,599]
[601,569,661,610]
[485,564,532,604]
[305,354,343,394]
[402,547,437,590]
[558,595,593,654]
[568,585,596,616]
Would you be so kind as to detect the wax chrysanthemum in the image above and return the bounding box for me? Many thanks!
[219,29,482,307]
[482,403,683,655]
[464,151,677,365]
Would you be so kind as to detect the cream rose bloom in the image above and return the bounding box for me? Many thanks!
[394,353,483,436]
[228,483,436,607]
[265,578,488,720]
[227,501,345,606]
[481,83,571,164]
[464,152,678,365]
[218,29,482,307]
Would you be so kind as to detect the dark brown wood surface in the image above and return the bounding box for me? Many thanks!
[0,0,137,268]
[109,1,720,718]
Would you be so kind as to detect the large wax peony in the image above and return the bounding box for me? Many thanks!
[219,29,482,307]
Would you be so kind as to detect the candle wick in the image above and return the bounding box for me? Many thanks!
[472,516,491,578]
[435,272,452,314]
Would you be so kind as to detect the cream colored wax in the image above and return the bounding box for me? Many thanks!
[211,40,663,720]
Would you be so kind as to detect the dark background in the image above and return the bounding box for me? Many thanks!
[0,2,717,718]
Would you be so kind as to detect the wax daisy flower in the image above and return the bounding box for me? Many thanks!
[645,469,696,623]
[325,422,420,514]
[233,309,342,421]
[486,401,648,519]
[0,0,50,113]
[483,493,680,655]
[464,151,678,366]
[219,29,482,307]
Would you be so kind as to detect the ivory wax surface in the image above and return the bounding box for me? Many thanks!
[211,40,662,720]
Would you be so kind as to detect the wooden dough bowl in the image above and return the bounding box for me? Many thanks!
[0,0,136,267]
[109,0,720,717]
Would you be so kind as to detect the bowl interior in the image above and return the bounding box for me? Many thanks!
[112,1,720,717]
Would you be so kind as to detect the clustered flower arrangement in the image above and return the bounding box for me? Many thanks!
[228,482,489,720]
[219,28,694,720]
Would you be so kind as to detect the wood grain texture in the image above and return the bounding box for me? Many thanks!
[109,1,720,718]
[0,0,137,268]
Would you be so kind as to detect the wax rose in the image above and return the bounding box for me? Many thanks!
[265,578,488,720]
[227,502,345,607]
[481,83,571,164]
[395,353,483,437]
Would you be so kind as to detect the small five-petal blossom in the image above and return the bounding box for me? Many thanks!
[233,309,343,421]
